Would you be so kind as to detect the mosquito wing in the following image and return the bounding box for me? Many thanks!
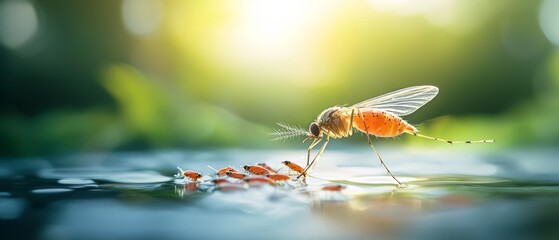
[351,85,439,116]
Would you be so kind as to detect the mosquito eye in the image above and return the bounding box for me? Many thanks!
[309,123,320,137]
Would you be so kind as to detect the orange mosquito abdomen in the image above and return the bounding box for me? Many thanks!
[353,109,416,137]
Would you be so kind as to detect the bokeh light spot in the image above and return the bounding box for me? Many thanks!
[539,0,559,47]
[122,0,163,36]
[0,0,38,49]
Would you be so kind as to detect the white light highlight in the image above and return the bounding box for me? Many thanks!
[0,0,38,49]
[122,0,163,36]
[540,0,559,47]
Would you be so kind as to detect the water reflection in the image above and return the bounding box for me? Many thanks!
[310,180,559,240]
[311,187,424,238]
[31,188,73,194]
[57,178,95,185]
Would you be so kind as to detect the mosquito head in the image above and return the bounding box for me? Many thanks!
[309,122,321,138]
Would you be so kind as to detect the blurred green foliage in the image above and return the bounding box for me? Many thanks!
[411,50,559,148]
[0,0,558,156]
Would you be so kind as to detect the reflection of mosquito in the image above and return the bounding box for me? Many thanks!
[272,85,494,185]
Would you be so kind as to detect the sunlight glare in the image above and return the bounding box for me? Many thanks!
[218,0,332,84]
[168,0,341,86]
[233,0,309,61]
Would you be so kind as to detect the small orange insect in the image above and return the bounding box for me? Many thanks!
[176,167,202,182]
[225,170,247,180]
[257,163,277,173]
[243,165,271,175]
[208,166,238,176]
[281,161,306,177]
[273,85,494,184]
[264,173,291,181]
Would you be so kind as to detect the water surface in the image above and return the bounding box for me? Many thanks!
[1,148,558,240]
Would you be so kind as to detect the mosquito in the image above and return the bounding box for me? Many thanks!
[271,85,494,185]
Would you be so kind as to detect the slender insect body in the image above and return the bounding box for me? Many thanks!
[316,107,418,139]
[272,85,494,185]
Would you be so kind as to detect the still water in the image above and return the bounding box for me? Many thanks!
[1,147,558,240]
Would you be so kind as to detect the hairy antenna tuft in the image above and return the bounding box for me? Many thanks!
[270,122,310,141]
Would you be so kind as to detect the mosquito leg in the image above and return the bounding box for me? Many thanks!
[410,132,495,144]
[297,136,330,180]
[307,136,329,174]
[306,138,321,166]
[367,134,401,185]
[359,112,401,185]
[348,108,355,135]
[359,109,369,134]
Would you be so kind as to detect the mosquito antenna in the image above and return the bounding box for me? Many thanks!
[270,122,310,141]
[207,165,219,173]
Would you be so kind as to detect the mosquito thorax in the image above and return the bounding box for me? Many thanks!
[316,107,342,125]
[314,106,356,139]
